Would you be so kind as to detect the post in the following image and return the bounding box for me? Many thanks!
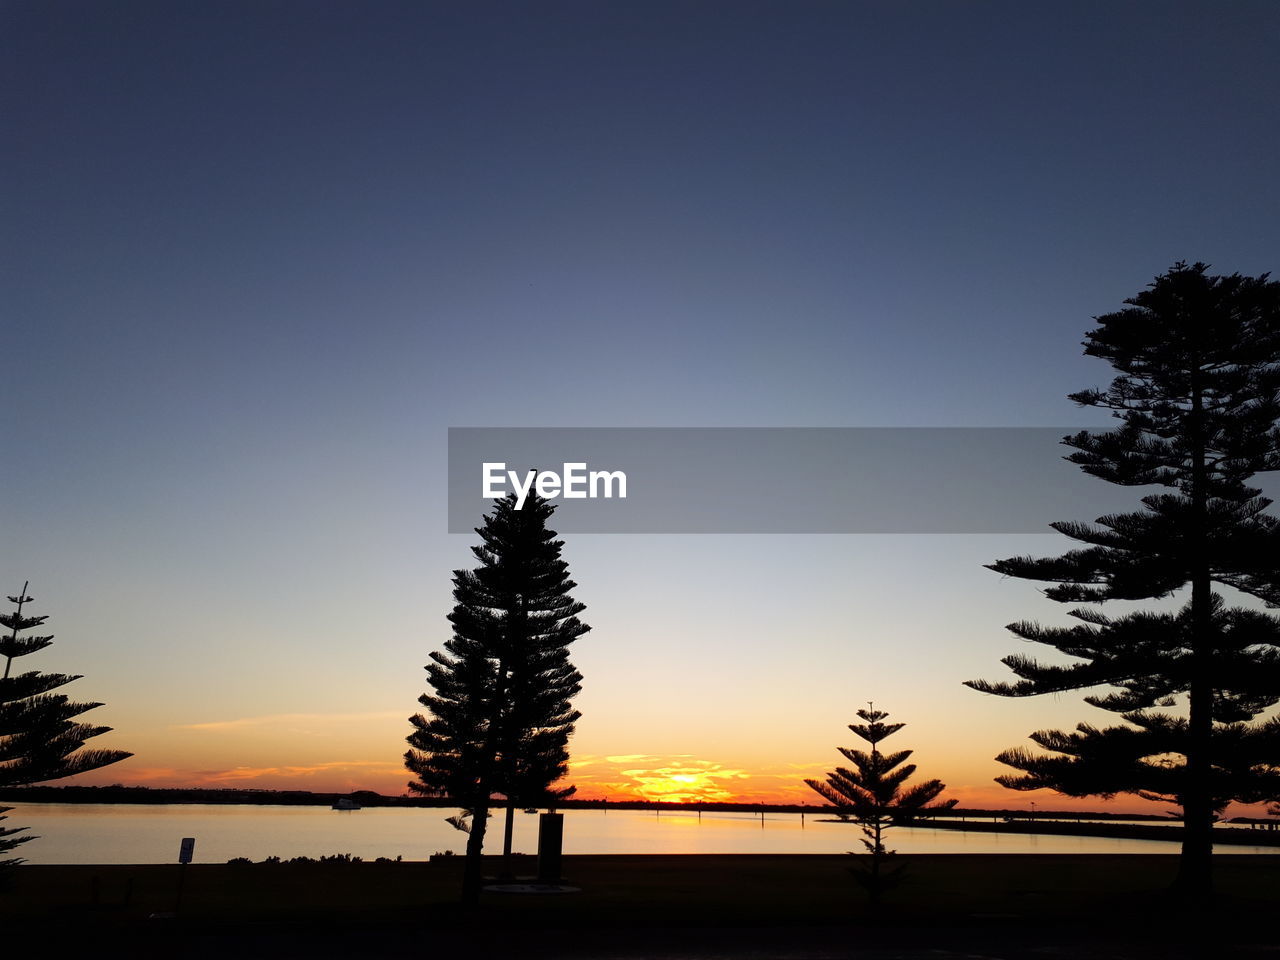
[537,812,564,883]
[175,837,195,912]
[501,804,516,879]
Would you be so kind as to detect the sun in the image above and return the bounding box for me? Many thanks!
[570,755,757,804]
[631,768,735,804]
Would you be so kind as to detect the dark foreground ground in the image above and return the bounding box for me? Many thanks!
[3,854,1278,959]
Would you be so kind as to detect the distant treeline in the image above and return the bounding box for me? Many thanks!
[0,784,1177,821]
[0,785,436,807]
[923,816,1280,846]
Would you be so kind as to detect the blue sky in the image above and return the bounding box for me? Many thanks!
[4,1,1278,805]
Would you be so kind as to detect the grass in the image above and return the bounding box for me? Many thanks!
[3,854,1279,956]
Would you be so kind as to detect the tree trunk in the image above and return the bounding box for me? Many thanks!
[461,801,490,905]
[1177,572,1214,899]
[869,819,882,906]
[1176,380,1214,900]
[501,802,516,878]
[461,646,514,904]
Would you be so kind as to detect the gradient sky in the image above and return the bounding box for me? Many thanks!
[5,2,1279,812]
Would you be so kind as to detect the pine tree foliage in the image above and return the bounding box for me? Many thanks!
[991,710,1280,808]
[0,584,132,869]
[405,492,588,901]
[806,706,955,903]
[966,262,1280,896]
[0,806,32,870]
[1,585,132,786]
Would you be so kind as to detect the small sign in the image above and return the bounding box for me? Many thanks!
[178,837,195,864]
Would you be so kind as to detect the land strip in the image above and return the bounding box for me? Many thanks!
[2,854,1277,958]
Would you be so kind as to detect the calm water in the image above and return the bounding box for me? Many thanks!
[6,804,1276,864]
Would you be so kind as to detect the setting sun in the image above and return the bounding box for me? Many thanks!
[564,755,769,804]
[632,769,728,804]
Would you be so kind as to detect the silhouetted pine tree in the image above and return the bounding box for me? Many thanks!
[406,491,588,902]
[0,583,132,868]
[805,706,954,904]
[967,262,1280,898]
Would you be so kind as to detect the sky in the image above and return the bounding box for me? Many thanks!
[4,1,1279,813]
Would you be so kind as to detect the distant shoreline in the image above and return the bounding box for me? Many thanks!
[0,783,1172,818]
[907,815,1280,847]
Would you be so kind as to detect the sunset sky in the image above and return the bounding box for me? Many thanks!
[6,2,1279,814]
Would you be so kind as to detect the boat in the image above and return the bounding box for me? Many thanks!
[331,797,361,811]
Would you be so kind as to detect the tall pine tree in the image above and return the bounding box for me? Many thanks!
[1,583,132,866]
[967,262,1280,897]
[406,490,587,902]
[805,706,954,904]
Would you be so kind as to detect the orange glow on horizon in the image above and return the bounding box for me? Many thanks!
[69,754,1278,820]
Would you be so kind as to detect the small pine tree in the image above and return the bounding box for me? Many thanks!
[0,583,132,868]
[806,705,955,904]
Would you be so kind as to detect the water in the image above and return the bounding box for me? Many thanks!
[5,804,1275,864]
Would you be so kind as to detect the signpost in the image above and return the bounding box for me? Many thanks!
[175,837,195,911]
[148,837,196,919]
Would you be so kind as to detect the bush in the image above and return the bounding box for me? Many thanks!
[245,852,371,866]
[317,853,362,864]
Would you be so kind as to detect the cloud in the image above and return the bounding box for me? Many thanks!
[571,755,754,803]
[112,766,189,783]
[190,760,403,784]
[75,758,412,793]
[89,750,840,806]
[559,754,855,805]
[173,711,404,732]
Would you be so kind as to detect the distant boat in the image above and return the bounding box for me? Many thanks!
[331,798,361,811]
